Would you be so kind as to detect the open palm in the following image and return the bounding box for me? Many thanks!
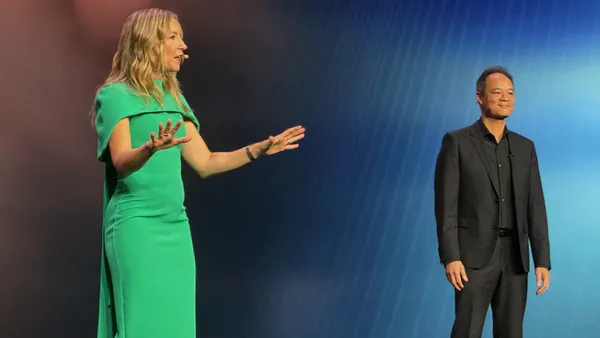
[256,125,305,156]
[145,119,191,154]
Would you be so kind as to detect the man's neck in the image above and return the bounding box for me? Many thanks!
[481,115,506,142]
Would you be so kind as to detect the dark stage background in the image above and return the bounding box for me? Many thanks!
[1,0,598,337]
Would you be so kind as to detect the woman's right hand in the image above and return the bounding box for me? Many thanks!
[145,119,191,154]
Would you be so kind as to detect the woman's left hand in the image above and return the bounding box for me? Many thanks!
[255,125,305,156]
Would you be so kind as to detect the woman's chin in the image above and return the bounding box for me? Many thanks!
[166,64,181,73]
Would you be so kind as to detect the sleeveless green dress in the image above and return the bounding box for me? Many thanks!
[94,80,200,338]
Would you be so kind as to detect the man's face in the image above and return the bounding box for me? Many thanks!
[476,73,514,119]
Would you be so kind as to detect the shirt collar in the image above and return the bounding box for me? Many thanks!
[478,118,508,140]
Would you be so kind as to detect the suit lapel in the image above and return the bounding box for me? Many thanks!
[469,124,500,197]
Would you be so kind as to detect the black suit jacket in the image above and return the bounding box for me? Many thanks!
[434,120,551,272]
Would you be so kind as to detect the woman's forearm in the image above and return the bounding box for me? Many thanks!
[113,144,153,177]
[201,143,259,177]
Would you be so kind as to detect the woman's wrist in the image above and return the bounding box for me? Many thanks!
[246,145,259,161]
[144,141,156,156]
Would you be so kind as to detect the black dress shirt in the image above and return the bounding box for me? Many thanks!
[478,119,516,230]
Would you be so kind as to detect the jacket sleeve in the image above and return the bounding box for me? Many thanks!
[527,142,551,270]
[434,133,461,265]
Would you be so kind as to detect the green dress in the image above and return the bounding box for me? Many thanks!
[94,80,200,338]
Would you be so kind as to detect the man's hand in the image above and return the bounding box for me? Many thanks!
[535,267,550,295]
[445,261,468,291]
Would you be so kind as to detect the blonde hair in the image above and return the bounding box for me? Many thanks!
[92,8,189,124]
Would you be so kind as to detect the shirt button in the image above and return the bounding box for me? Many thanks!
[498,164,502,167]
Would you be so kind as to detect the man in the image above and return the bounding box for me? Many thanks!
[433,66,551,338]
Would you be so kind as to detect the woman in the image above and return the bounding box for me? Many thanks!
[93,8,305,338]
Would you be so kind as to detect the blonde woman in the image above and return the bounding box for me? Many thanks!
[94,8,305,338]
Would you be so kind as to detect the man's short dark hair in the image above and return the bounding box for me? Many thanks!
[476,66,514,94]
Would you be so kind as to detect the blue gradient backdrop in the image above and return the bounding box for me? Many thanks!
[177,1,600,337]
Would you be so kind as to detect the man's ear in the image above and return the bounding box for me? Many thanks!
[475,92,483,106]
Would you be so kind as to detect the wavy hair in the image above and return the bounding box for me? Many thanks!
[92,8,189,124]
